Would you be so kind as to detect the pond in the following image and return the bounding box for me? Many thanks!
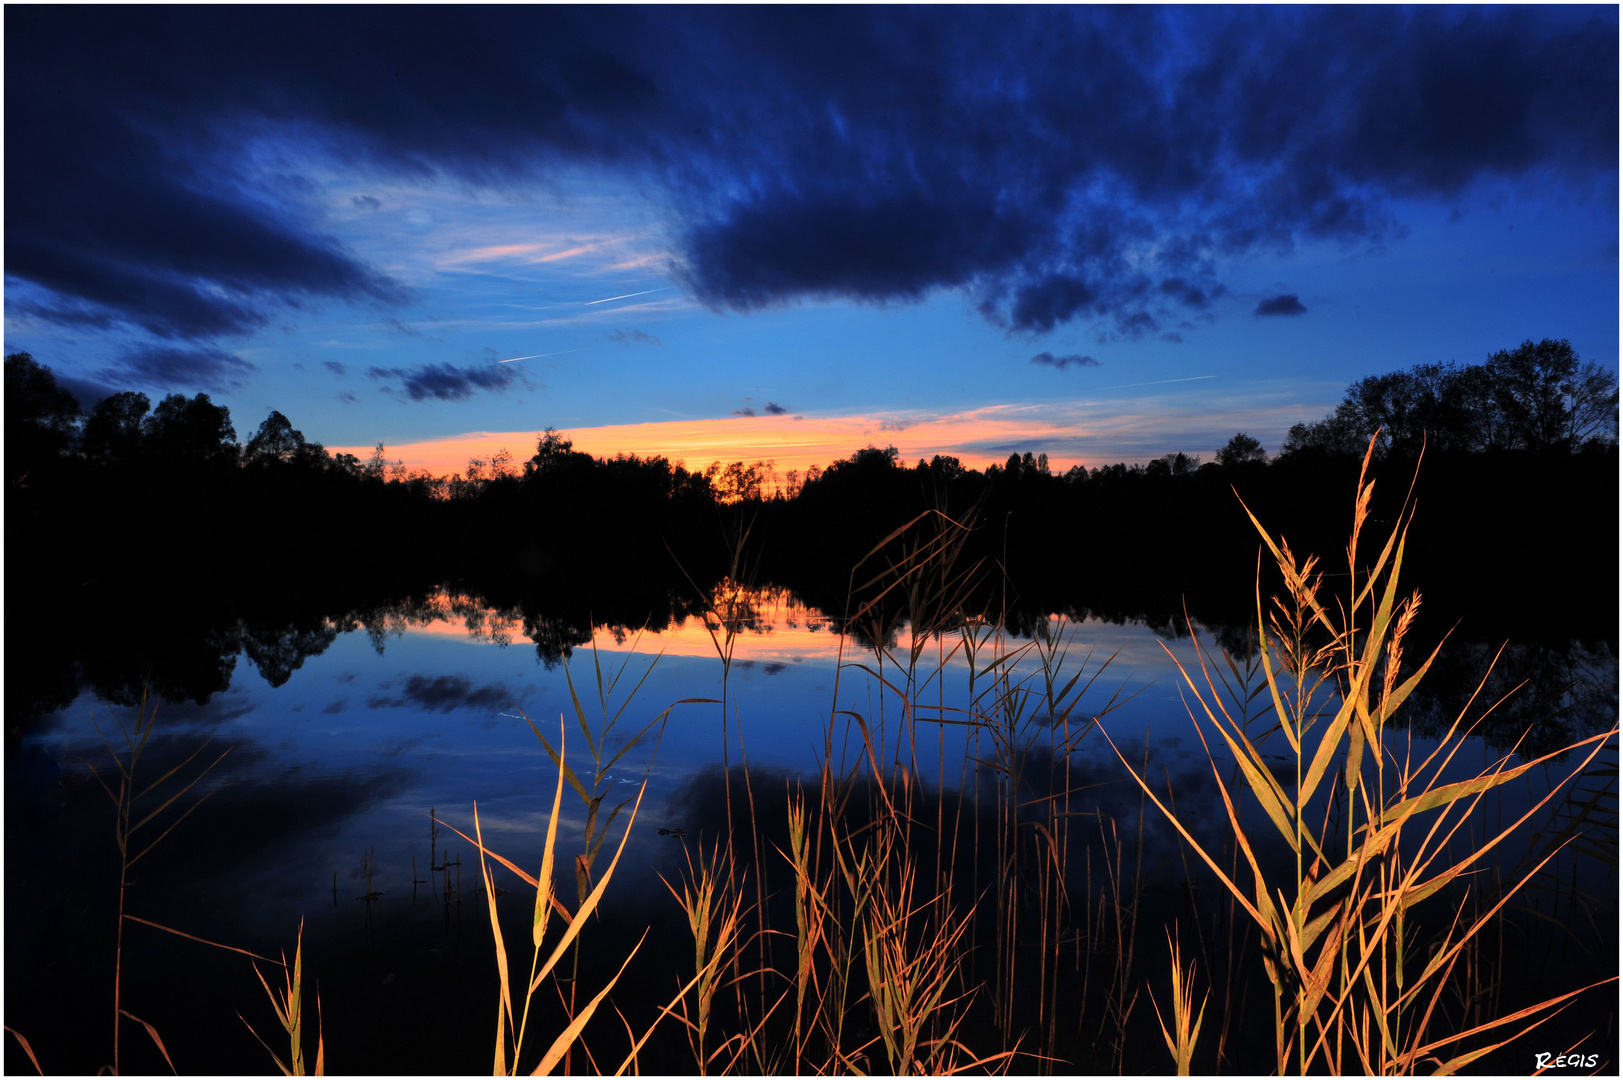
[7,581,1617,1075]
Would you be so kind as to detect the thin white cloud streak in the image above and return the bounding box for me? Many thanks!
[584,287,673,305]
[437,237,619,267]
[499,349,587,363]
[452,297,695,332]
[1098,375,1218,391]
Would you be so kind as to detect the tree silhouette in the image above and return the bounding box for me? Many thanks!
[244,410,308,465]
[145,392,239,466]
[1284,339,1618,458]
[1487,338,1619,452]
[5,351,81,468]
[82,391,153,465]
[524,427,577,476]
[1216,432,1266,467]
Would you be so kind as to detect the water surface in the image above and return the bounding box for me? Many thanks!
[8,584,1616,1074]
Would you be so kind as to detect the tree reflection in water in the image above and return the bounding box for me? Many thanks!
[13,573,1613,771]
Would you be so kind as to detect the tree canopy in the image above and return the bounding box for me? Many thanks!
[1285,338,1618,458]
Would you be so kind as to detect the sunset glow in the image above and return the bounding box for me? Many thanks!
[332,396,1318,480]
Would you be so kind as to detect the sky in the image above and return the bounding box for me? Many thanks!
[5,6,1617,477]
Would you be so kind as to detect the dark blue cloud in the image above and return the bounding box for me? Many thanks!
[1255,294,1308,317]
[1159,278,1224,310]
[763,401,789,415]
[53,373,123,410]
[366,362,520,402]
[108,344,257,393]
[1031,352,1101,370]
[4,6,1613,344]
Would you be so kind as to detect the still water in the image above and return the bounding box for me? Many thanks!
[8,585,1617,1074]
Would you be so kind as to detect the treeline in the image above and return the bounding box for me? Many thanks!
[6,341,1618,651]
[1284,337,1617,457]
[5,353,746,599]
[753,436,1617,646]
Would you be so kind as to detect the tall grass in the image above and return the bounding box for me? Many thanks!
[433,449,1611,1075]
[10,444,1613,1075]
[85,689,232,1074]
[1104,436,1618,1073]
[1152,925,1208,1076]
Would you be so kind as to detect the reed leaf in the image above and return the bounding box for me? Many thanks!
[118,1011,176,1075]
[532,933,646,1076]
[4,1027,42,1075]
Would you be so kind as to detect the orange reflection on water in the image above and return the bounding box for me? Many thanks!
[387,584,935,667]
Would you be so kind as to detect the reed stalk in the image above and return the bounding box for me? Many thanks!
[1151,925,1208,1075]
[1106,433,1619,1074]
[436,716,651,1076]
[82,687,232,1075]
[242,920,324,1076]
[661,840,744,1074]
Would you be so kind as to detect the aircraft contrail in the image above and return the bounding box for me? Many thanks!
[500,348,586,363]
[1099,375,1218,391]
[583,286,672,305]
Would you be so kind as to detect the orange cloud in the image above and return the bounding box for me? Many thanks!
[333,409,1062,479]
[331,395,1312,480]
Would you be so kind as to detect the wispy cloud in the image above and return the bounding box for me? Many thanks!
[1030,351,1101,370]
[438,237,623,267]
[606,328,661,346]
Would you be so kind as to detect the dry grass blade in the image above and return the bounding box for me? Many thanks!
[613,960,722,1075]
[1151,927,1208,1075]
[1133,442,1620,1076]
[238,1011,295,1076]
[474,802,517,1075]
[5,1027,43,1075]
[660,841,743,1073]
[126,782,227,868]
[1098,723,1275,939]
[534,737,565,950]
[244,920,315,1075]
[121,914,278,963]
[432,817,573,924]
[119,1010,177,1075]
[457,712,651,1076]
[529,782,647,996]
[853,822,976,1077]
[1409,978,1615,1075]
[532,932,647,1076]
